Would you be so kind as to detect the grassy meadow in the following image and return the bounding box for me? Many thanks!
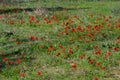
[0,0,120,80]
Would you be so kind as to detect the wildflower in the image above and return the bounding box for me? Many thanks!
[30,16,35,21]
[74,16,79,20]
[91,38,95,41]
[59,45,63,49]
[87,33,92,37]
[8,61,14,65]
[3,57,9,61]
[0,16,2,18]
[96,62,101,66]
[77,25,82,31]
[105,51,112,59]
[84,40,89,43]
[79,35,82,40]
[93,77,98,80]
[70,59,74,63]
[16,41,20,44]
[17,59,21,64]
[68,17,74,23]
[30,36,37,41]
[103,16,107,20]
[105,55,109,59]
[94,45,99,49]
[55,18,59,23]
[56,53,60,57]
[47,47,52,53]
[89,60,94,64]
[34,19,40,24]
[107,24,111,27]
[61,49,66,53]
[107,51,112,56]
[11,20,14,24]
[39,46,44,49]
[114,47,119,51]
[46,20,51,24]
[96,50,101,54]
[71,28,76,33]
[44,17,48,21]
[37,71,41,76]
[102,66,106,70]
[87,25,92,29]
[117,23,120,28]
[116,39,120,43]
[69,48,73,54]
[21,72,25,77]
[72,63,77,68]
[80,54,86,59]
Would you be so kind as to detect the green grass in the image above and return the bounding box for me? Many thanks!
[0,0,120,80]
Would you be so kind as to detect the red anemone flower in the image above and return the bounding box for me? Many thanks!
[37,71,41,76]
[93,77,98,80]
[8,61,14,65]
[17,59,21,64]
[72,63,77,69]
[3,57,9,61]
[21,72,25,77]
[30,36,37,41]
[96,62,101,66]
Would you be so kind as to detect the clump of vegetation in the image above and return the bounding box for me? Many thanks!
[111,5,120,16]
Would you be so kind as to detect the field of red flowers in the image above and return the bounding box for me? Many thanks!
[0,0,120,80]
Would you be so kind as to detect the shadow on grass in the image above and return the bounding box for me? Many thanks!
[0,44,37,72]
[0,7,92,14]
[0,51,36,73]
